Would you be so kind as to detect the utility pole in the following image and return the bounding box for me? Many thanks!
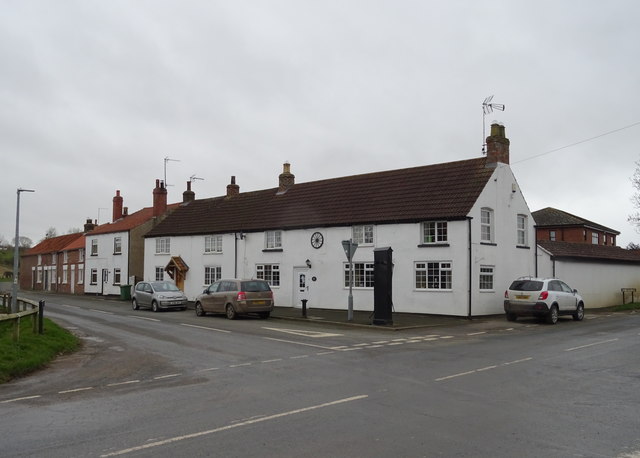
[12,188,35,313]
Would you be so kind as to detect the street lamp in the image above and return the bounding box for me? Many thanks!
[12,188,35,314]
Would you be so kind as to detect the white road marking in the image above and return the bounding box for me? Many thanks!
[90,309,114,315]
[197,368,220,372]
[59,387,94,394]
[264,337,337,350]
[564,338,619,352]
[260,359,283,363]
[289,355,309,359]
[153,373,181,380]
[502,357,533,365]
[476,365,497,372]
[467,331,486,336]
[1,395,42,404]
[181,323,231,333]
[107,380,140,387]
[387,342,404,346]
[435,370,477,381]
[436,357,533,382]
[316,351,335,355]
[229,363,252,368]
[439,336,454,339]
[262,327,343,338]
[372,341,389,344]
[366,345,383,348]
[127,315,160,322]
[100,394,369,457]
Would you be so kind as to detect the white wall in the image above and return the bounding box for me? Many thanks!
[84,231,129,295]
[142,164,536,316]
[537,248,640,308]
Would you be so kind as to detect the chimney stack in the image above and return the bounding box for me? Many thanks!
[153,179,168,217]
[84,218,97,233]
[112,190,123,222]
[485,123,510,168]
[277,162,295,194]
[227,176,240,197]
[183,181,195,203]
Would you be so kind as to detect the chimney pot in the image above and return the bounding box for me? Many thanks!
[183,181,196,203]
[278,162,295,194]
[112,189,124,222]
[227,175,240,197]
[153,179,168,217]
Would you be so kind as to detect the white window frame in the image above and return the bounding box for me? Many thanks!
[352,225,374,245]
[264,231,282,249]
[78,266,84,284]
[37,268,43,283]
[114,236,122,254]
[256,264,280,286]
[344,262,374,289]
[550,230,556,242]
[113,268,121,285]
[52,253,57,265]
[37,254,42,265]
[90,268,98,285]
[79,248,84,262]
[422,221,448,244]
[63,251,68,264]
[479,265,494,291]
[204,235,223,253]
[481,208,494,243]
[517,214,528,246]
[155,266,165,281]
[156,237,170,254]
[62,265,68,284]
[204,266,222,285]
[90,239,98,256]
[591,232,599,245]
[415,261,452,290]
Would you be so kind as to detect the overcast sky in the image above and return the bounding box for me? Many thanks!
[2,0,639,247]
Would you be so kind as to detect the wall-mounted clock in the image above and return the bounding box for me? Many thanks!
[310,232,324,249]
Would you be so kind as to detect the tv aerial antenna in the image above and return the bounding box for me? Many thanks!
[163,156,180,187]
[189,174,204,186]
[482,95,505,153]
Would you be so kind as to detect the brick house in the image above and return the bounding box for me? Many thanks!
[533,207,619,246]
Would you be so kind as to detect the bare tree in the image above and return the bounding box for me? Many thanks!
[44,227,58,239]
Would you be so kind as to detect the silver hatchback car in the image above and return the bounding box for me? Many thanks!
[132,281,188,312]
[195,279,274,319]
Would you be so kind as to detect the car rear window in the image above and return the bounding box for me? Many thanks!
[242,281,271,292]
[509,280,543,291]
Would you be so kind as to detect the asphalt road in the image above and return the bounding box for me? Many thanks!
[1,293,639,457]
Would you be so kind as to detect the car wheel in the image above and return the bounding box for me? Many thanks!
[132,298,139,310]
[506,313,517,322]
[546,305,559,324]
[152,301,159,313]
[225,304,237,320]
[573,303,584,321]
[195,302,206,317]
[259,311,270,319]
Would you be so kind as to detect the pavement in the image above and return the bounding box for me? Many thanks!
[270,305,499,331]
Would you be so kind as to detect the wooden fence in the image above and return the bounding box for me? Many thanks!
[0,294,44,342]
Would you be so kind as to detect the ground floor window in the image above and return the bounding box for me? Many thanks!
[256,264,280,287]
[155,266,164,281]
[62,266,68,284]
[113,268,121,285]
[344,262,374,288]
[415,261,452,290]
[205,266,222,285]
[479,265,494,290]
[90,269,98,285]
[37,268,43,283]
[78,266,84,284]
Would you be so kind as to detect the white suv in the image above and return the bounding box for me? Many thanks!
[504,277,585,324]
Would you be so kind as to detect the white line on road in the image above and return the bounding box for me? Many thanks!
[260,359,283,363]
[100,394,369,457]
[0,395,42,404]
[262,327,343,338]
[436,357,533,382]
[153,374,181,380]
[502,357,533,365]
[196,368,220,372]
[564,338,619,352]
[90,309,114,315]
[181,323,231,333]
[107,380,140,387]
[127,315,160,322]
[59,387,94,394]
[289,355,309,359]
[229,363,252,368]
[467,331,487,336]
[263,337,337,350]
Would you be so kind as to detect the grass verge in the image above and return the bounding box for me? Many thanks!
[611,302,640,312]
[0,318,80,384]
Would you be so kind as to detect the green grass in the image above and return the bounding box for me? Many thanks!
[0,318,80,384]
[611,302,640,312]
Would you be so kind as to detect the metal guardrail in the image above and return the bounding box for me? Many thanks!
[0,294,45,341]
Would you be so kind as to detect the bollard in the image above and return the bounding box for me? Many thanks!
[38,300,45,334]
[301,299,308,318]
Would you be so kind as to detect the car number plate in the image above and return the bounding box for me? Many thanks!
[253,300,265,305]
[515,295,529,300]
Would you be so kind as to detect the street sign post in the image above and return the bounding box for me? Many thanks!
[341,239,358,321]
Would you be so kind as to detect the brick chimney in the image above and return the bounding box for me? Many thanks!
[485,123,510,168]
[153,179,167,217]
[84,218,97,233]
[112,190,123,222]
[183,181,195,203]
[277,162,295,194]
[227,176,240,197]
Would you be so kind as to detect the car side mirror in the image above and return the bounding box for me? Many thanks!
[573,289,578,294]
[203,289,208,294]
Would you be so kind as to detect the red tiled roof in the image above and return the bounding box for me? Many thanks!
[538,240,640,263]
[88,203,180,236]
[146,157,495,237]
[64,235,86,251]
[26,232,84,255]
[532,207,619,235]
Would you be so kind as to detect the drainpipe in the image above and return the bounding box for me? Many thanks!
[467,217,473,319]
[534,241,538,277]
[234,233,238,278]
